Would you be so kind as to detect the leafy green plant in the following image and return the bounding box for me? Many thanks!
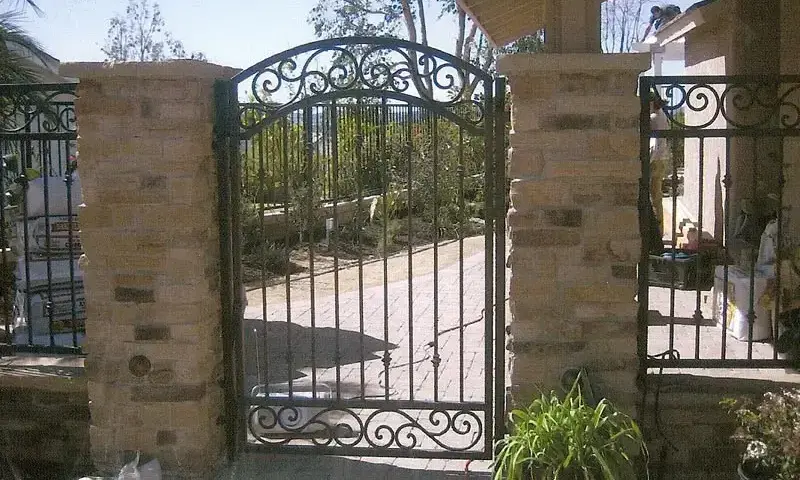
[722,389,800,479]
[493,378,647,480]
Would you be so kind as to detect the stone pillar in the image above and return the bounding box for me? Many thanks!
[62,61,239,478]
[543,0,602,53]
[497,53,650,410]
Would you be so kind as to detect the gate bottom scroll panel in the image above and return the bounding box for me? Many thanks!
[245,404,487,453]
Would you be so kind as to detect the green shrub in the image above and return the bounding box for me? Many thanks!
[493,377,647,480]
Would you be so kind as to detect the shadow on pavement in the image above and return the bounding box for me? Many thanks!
[242,318,398,395]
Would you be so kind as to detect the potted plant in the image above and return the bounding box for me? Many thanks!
[722,389,800,479]
[492,377,648,480]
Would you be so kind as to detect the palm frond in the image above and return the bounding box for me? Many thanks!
[0,11,48,83]
[1,0,43,16]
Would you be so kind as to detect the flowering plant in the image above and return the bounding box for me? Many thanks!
[722,389,800,479]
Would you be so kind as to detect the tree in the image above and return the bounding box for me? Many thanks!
[101,0,206,62]
[308,0,543,97]
[601,0,648,53]
[0,0,51,83]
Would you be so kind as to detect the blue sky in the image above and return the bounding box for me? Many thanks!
[20,0,700,69]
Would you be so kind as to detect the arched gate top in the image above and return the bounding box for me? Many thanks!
[233,36,495,137]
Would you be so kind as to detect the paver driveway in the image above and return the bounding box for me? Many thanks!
[241,236,503,457]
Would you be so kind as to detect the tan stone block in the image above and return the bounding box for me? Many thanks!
[507,74,560,100]
[511,228,582,247]
[510,179,573,210]
[543,160,640,179]
[77,96,138,117]
[168,176,215,206]
[508,318,583,343]
[539,112,612,131]
[140,79,202,102]
[574,301,639,319]
[167,248,204,263]
[506,246,558,275]
[582,238,641,264]
[509,276,572,319]
[583,207,639,232]
[556,265,613,284]
[117,137,163,157]
[508,145,545,178]
[156,282,213,304]
[557,73,613,95]
[148,302,219,325]
[77,138,121,159]
[566,283,636,303]
[112,253,169,271]
[163,136,213,158]
[169,324,202,344]
[160,260,207,284]
[570,182,639,207]
[79,205,114,229]
[114,273,157,289]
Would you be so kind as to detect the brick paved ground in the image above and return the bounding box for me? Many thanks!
[240,236,502,473]
[647,286,800,382]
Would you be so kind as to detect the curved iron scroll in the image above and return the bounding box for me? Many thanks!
[233,37,493,137]
[648,77,800,131]
[247,405,483,453]
[0,86,77,134]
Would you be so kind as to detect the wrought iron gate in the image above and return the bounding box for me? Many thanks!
[215,37,507,460]
[638,75,800,370]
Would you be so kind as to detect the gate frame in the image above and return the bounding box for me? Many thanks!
[637,74,800,372]
[214,37,507,461]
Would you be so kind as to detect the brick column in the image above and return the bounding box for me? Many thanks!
[497,54,650,410]
[62,61,239,478]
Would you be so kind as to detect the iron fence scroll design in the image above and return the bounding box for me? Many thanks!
[247,405,483,453]
[0,83,77,135]
[653,76,800,132]
[234,37,492,137]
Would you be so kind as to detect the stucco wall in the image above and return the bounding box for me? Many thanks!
[681,22,731,241]
[676,0,783,247]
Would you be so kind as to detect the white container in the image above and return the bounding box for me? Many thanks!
[713,265,775,342]
[14,215,82,256]
[23,174,82,218]
[13,257,86,335]
[15,283,86,335]
[15,256,83,289]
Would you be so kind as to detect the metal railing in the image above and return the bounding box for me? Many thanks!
[239,103,475,205]
[0,83,83,355]
[638,75,800,369]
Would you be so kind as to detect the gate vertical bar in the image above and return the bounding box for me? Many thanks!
[406,103,415,403]
[304,106,317,396]
[0,153,7,351]
[213,79,240,460]
[258,124,270,396]
[380,98,391,401]
[432,113,440,402]
[332,101,342,400]
[231,93,245,442]
[637,76,652,374]
[493,76,507,444]
[694,139,705,359]
[483,78,495,456]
